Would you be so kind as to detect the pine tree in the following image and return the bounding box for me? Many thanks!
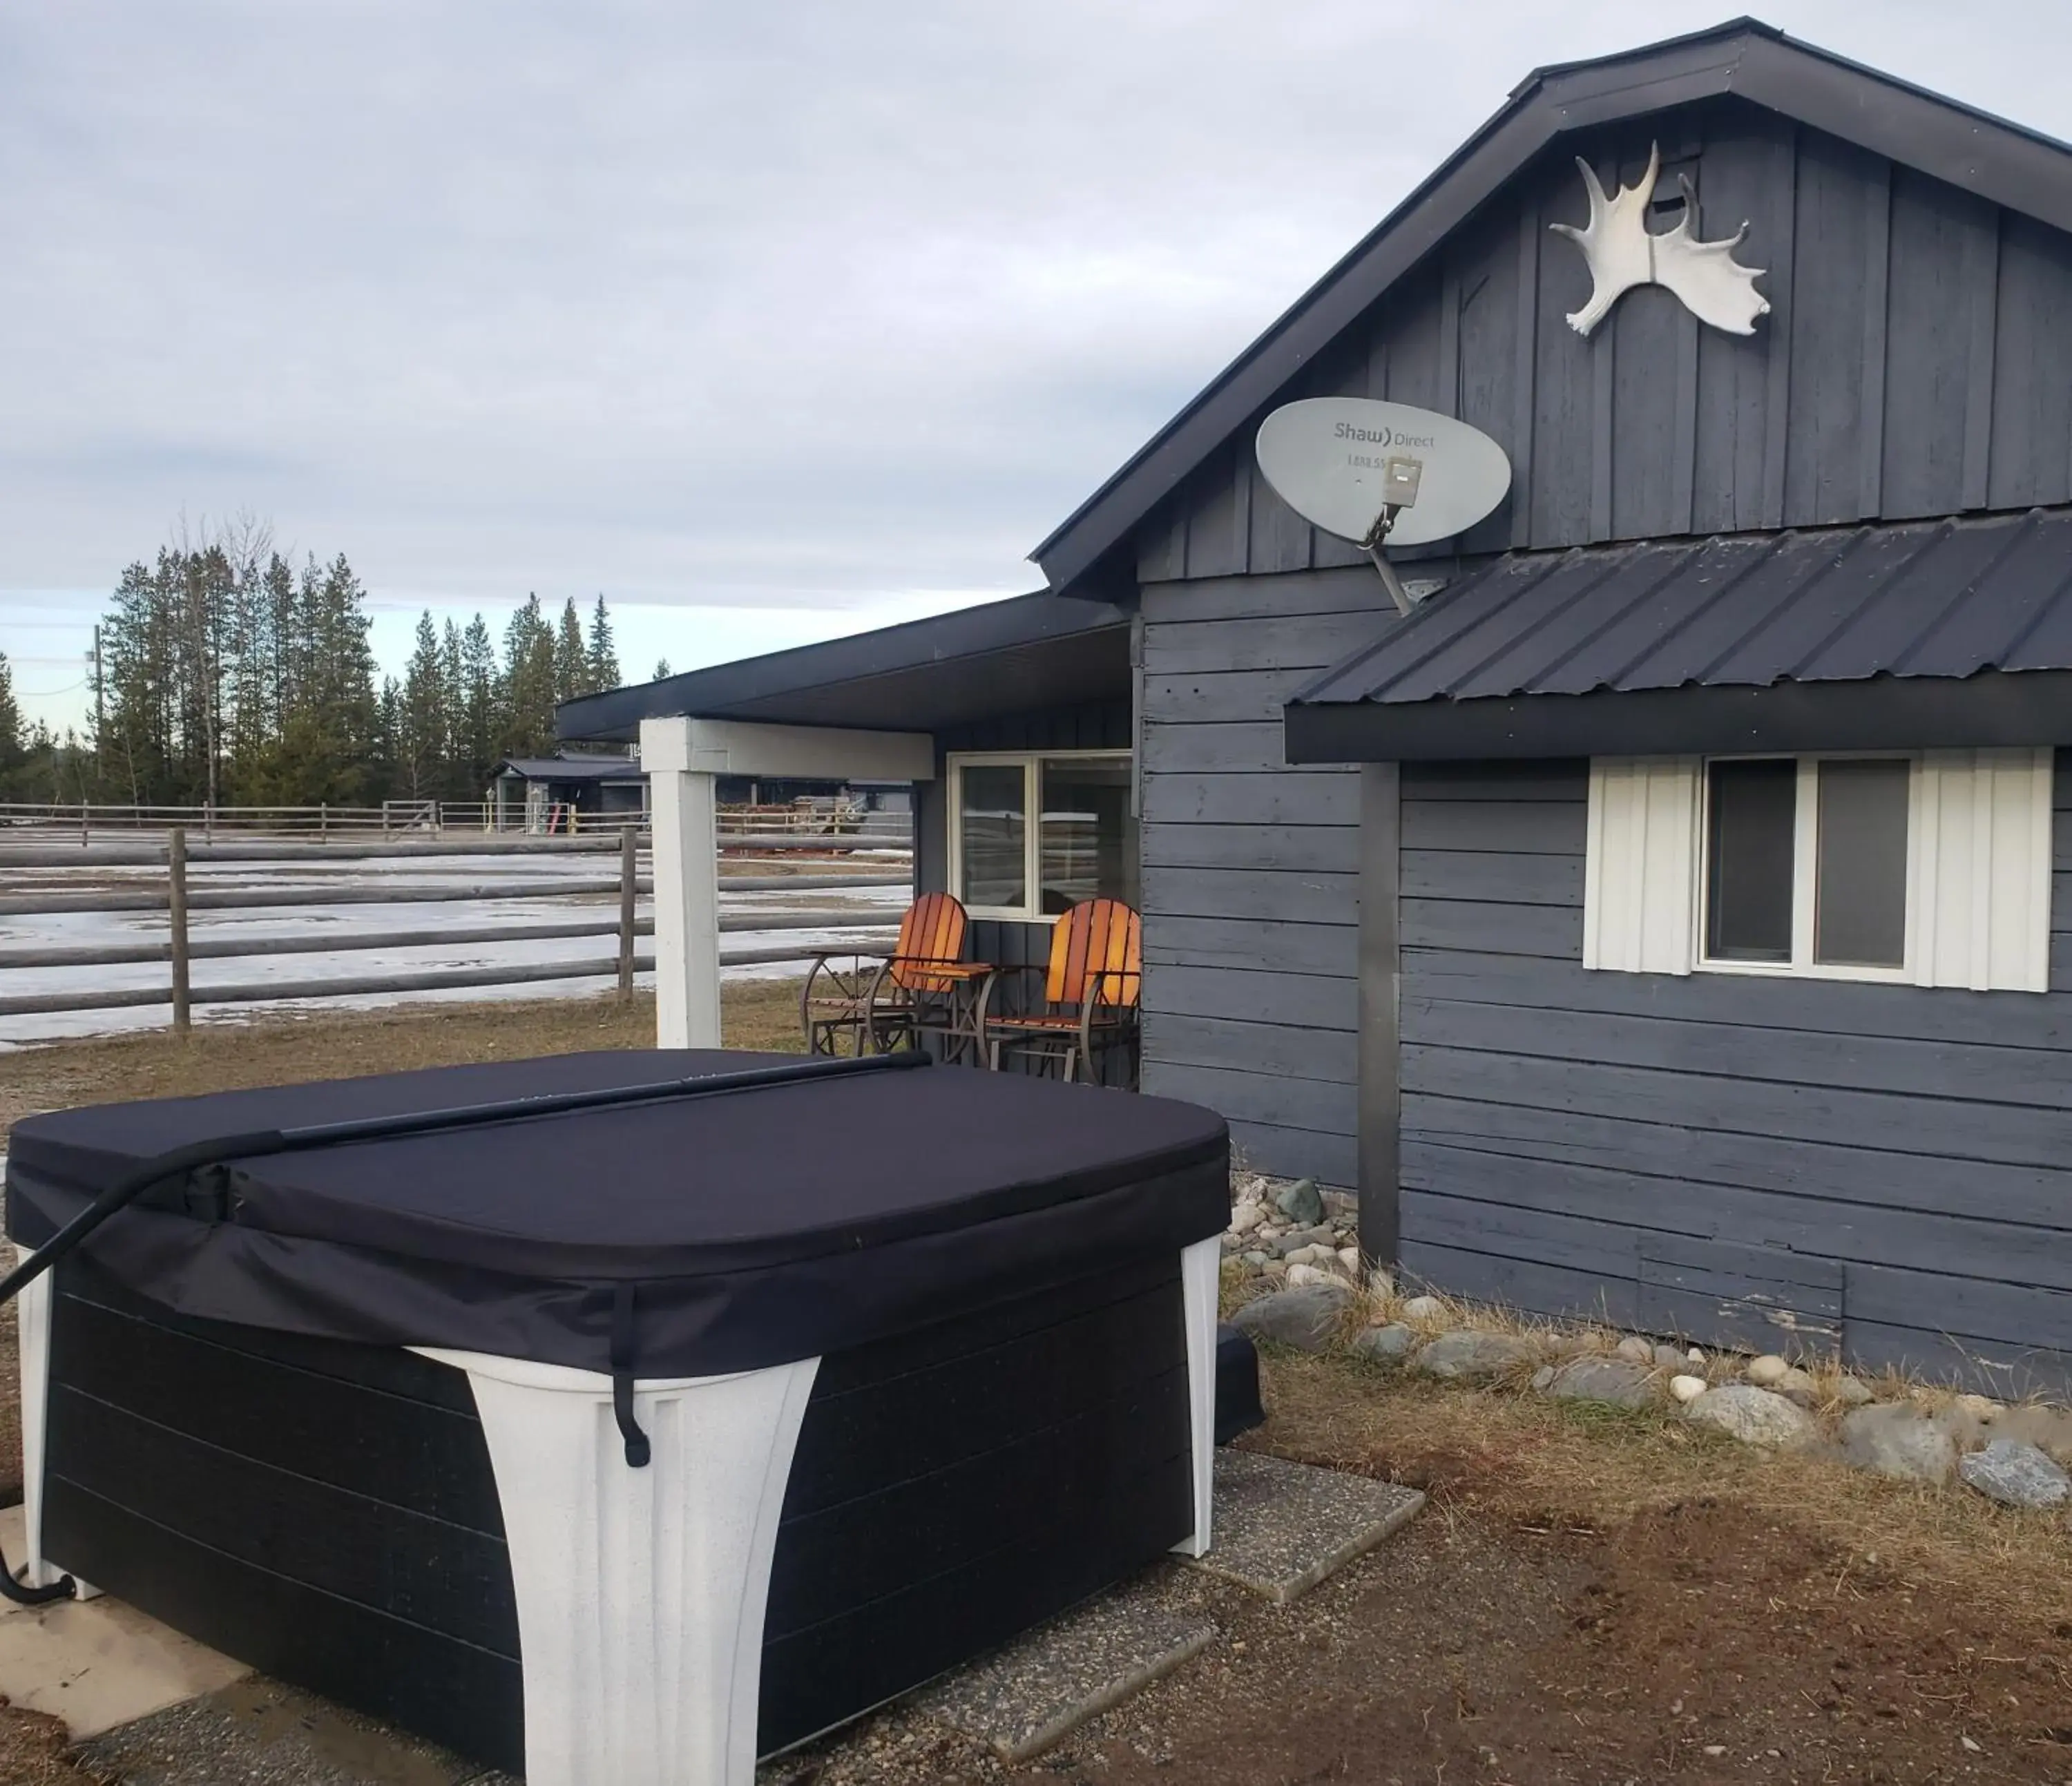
[586,597,620,692]
[552,597,588,705]
[396,610,448,799]
[500,595,558,756]
[458,614,500,793]
[653,658,671,680]
[0,649,24,768]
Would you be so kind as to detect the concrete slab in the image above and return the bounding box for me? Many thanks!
[912,1586,1214,1763]
[75,1677,509,1786]
[1187,1449,1425,1604]
[0,1505,249,1740]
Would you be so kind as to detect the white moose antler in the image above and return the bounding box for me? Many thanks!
[1548,143,1769,337]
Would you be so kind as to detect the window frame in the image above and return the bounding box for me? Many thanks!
[946,748,1134,923]
[1694,751,1922,984]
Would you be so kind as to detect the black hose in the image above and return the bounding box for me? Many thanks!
[0,1046,930,1600]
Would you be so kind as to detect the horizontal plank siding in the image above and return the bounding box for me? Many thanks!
[1385,754,2072,1385]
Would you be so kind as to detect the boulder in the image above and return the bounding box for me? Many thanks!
[1401,1294,1448,1321]
[1991,1403,2072,1466]
[1412,1329,1537,1383]
[1652,1344,1687,1371]
[1548,1357,1656,1409]
[1745,1354,1791,1387]
[1230,1281,1354,1353]
[1776,1366,1821,1409]
[1958,1439,2072,1509]
[1273,1177,1325,1227]
[1839,1404,1957,1485]
[1614,1336,1654,1365]
[1669,1374,1708,1405]
[1352,1323,1417,1363]
[1685,1385,1816,1448]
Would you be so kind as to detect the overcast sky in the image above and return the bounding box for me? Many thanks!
[5,1,2066,732]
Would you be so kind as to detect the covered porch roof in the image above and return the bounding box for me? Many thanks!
[555,590,1131,745]
[1285,508,2072,761]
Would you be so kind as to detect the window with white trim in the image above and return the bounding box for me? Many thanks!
[947,751,1136,921]
[1582,749,2055,992]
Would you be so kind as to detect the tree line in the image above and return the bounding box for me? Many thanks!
[1,521,646,809]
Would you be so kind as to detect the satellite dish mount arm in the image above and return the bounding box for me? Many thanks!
[1359,506,1416,618]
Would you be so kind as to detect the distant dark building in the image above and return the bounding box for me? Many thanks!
[491,755,647,831]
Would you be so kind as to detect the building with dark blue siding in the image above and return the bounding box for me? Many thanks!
[562,21,2072,1392]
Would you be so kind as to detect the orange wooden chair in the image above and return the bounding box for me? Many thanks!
[978,898,1142,1086]
[800,892,969,1056]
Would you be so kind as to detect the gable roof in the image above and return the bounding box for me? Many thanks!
[1032,19,2072,595]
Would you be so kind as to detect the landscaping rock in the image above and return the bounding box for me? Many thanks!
[1241,1251,1269,1269]
[1548,1357,1656,1409]
[1231,1282,1354,1352]
[1336,1247,1361,1272]
[1614,1336,1654,1365]
[1686,1347,1706,1365]
[1834,1374,1875,1408]
[1220,1233,1246,1254]
[1351,1323,1417,1363]
[1229,1200,1265,1233]
[1745,1354,1791,1387]
[1958,1439,2071,1509]
[1839,1404,1957,1485]
[1273,1178,1325,1227]
[1776,1366,1821,1409]
[1954,1392,2004,1422]
[1530,1365,1555,1391]
[1685,1385,1816,1448]
[1284,1262,1341,1290]
[1413,1330,1537,1383]
[1992,1403,2072,1465]
[1400,1294,1447,1321]
[1669,1374,1707,1404]
[1269,1225,1338,1259]
[1652,1343,1686,1370]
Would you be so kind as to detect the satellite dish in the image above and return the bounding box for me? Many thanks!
[1255,399,1511,611]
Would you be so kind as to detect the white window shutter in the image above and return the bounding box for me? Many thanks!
[1583,758,1700,974]
[1912,748,2056,993]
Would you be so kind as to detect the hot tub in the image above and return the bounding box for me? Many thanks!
[3,1050,1230,1786]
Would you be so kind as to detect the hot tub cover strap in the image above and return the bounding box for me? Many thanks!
[611,1284,650,1468]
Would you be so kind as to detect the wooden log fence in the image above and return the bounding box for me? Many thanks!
[0,827,910,1026]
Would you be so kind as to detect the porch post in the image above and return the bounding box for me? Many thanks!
[640,718,722,1050]
[1356,762,1402,1268]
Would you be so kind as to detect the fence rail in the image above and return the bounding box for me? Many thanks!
[1,827,909,1028]
[0,798,914,846]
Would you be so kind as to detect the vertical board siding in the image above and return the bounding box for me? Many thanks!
[1395,752,2072,1390]
[1137,97,2072,583]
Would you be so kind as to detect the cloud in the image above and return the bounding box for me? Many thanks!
[3,0,2065,731]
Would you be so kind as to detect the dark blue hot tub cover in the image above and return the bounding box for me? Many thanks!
[4,1051,1229,1376]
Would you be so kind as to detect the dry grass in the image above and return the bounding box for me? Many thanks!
[1255,1345,2072,1635]
[0,981,807,1147]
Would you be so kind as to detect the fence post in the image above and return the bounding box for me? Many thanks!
[320,802,329,842]
[618,827,637,999]
[80,803,88,849]
[169,827,191,1036]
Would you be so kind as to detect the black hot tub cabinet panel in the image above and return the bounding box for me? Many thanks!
[9,1053,1231,1786]
[37,1249,1198,1771]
